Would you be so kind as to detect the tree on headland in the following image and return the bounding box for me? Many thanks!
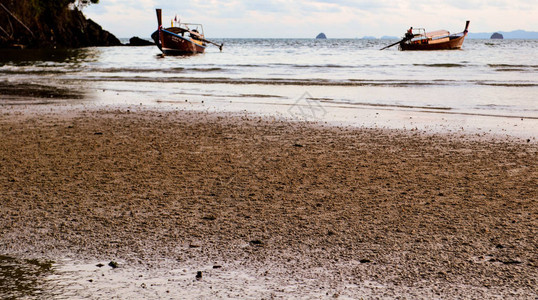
[0,0,120,48]
[73,0,100,10]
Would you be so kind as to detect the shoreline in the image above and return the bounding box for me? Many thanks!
[1,101,537,143]
[1,106,537,298]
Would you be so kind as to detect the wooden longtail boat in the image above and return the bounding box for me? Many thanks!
[399,21,470,51]
[151,9,222,55]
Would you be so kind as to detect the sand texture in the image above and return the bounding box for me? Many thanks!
[0,108,536,298]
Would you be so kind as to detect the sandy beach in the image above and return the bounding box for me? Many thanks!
[0,106,536,298]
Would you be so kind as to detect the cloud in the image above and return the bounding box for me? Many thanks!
[84,0,538,38]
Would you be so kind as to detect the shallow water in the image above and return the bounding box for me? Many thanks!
[0,39,537,137]
[0,256,394,299]
[0,255,55,299]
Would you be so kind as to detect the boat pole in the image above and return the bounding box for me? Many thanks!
[380,39,405,50]
[200,38,223,51]
[186,29,223,51]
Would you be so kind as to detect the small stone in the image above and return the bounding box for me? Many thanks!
[502,259,522,265]
[249,239,263,246]
[359,259,371,263]
[108,261,118,268]
[293,143,304,147]
[196,271,202,280]
[96,263,104,268]
[213,265,222,269]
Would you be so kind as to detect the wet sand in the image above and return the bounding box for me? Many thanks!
[0,106,536,298]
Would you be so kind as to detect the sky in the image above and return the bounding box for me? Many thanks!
[83,0,538,38]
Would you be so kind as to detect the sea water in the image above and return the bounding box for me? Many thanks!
[0,38,537,137]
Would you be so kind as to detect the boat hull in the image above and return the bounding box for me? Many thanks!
[399,35,466,51]
[151,28,206,55]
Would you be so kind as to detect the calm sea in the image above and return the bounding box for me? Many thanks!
[1,39,537,137]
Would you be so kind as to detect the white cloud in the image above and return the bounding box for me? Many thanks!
[83,0,538,38]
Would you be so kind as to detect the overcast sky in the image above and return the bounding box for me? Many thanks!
[84,0,537,38]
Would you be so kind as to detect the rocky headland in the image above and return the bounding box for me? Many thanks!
[0,1,121,49]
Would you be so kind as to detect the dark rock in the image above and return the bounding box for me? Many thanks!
[249,239,263,246]
[502,259,522,265]
[316,33,327,39]
[83,17,122,47]
[293,143,304,147]
[196,271,202,280]
[490,32,503,39]
[127,36,154,46]
[0,3,122,49]
[359,259,371,263]
[108,261,118,268]
[213,265,222,269]
[96,263,104,268]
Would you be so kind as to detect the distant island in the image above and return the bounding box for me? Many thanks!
[361,36,377,40]
[468,30,538,39]
[490,33,503,39]
[316,33,327,39]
